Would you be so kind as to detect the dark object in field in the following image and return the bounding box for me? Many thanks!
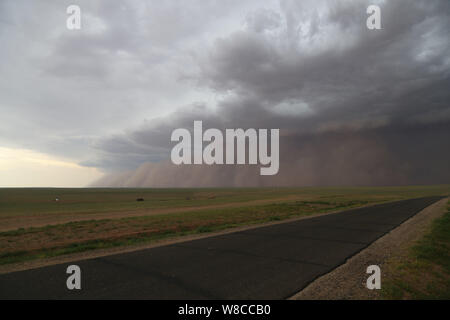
[136,198,145,202]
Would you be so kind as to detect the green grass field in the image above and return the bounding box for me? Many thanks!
[1,185,449,266]
[2,186,450,218]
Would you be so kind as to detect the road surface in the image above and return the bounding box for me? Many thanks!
[0,197,442,299]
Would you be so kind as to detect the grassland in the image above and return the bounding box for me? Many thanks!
[382,200,450,299]
[1,185,449,266]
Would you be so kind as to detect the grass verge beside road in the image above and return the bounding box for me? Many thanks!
[382,201,450,299]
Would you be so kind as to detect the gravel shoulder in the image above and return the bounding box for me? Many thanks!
[289,197,449,300]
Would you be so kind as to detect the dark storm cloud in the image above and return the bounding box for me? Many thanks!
[1,0,449,186]
[199,0,450,125]
[90,0,450,187]
[0,0,260,164]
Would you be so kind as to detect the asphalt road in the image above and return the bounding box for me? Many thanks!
[0,196,442,300]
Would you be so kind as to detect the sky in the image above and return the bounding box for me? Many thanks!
[0,0,449,187]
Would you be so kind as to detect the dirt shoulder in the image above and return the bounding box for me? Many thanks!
[289,197,449,300]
